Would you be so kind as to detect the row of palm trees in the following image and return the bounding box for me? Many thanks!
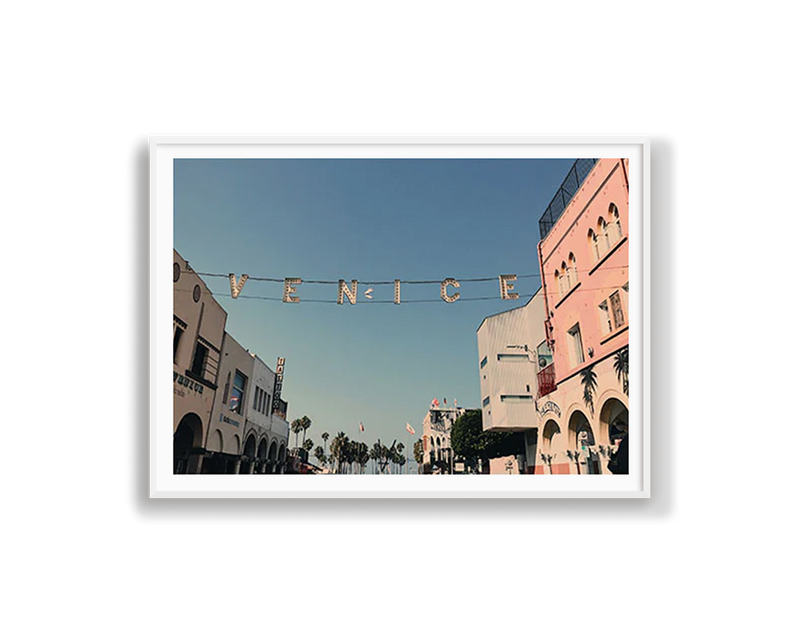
[291,417,413,473]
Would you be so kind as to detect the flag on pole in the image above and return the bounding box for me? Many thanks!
[444,398,447,405]
[406,423,415,435]
[454,398,457,407]
[432,398,439,407]
[359,422,365,432]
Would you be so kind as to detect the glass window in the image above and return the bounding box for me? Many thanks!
[567,324,584,367]
[536,341,553,371]
[610,291,625,328]
[599,300,612,334]
[190,342,209,378]
[480,356,488,369]
[500,395,534,403]
[173,326,183,362]
[230,370,246,414]
[497,354,529,362]
[482,397,490,407]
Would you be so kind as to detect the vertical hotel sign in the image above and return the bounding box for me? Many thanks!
[272,357,286,417]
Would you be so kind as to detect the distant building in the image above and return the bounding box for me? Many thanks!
[421,404,466,474]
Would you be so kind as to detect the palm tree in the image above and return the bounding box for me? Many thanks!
[330,432,348,474]
[321,432,330,457]
[313,445,326,467]
[356,442,369,474]
[290,419,304,449]
[580,365,598,416]
[413,438,424,471]
[614,346,629,396]
[302,438,314,452]
[299,415,312,445]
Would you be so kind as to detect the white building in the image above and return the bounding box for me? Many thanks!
[476,290,549,473]
[421,404,466,473]
[242,354,289,474]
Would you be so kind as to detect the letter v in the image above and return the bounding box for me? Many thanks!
[229,273,249,298]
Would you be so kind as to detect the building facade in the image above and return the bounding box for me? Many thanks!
[204,332,255,473]
[173,250,227,474]
[242,355,289,474]
[475,158,630,475]
[536,158,630,474]
[173,247,295,474]
[421,404,465,473]
[476,290,547,473]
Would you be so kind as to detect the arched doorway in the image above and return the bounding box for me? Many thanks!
[268,441,278,474]
[600,397,629,474]
[568,410,598,474]
[278,444,286,474]
[541,420,560,473]
[256,438,268,474]
[600,397,629,446]
[174,413,203,474]
[241,434,257,474]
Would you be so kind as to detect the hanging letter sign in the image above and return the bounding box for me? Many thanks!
[218,271,526,304]
[337,279,358,305]
[283,278,302,303]
[499,274,519,300]
[229,273,249,299]
[440,278,461,303]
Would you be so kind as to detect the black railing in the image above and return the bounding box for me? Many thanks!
[538,158,598,240]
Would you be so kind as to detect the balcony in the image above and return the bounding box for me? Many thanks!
[537,363,557,397]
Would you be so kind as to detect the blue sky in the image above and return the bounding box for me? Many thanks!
[174,158,574,459]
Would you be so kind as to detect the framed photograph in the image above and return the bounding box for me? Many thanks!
[151,137,650,498]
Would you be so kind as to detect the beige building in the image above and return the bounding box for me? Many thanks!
[173,250,227,474]
[204,332,255,473]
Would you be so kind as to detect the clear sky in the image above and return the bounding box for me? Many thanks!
[174,158,575,461]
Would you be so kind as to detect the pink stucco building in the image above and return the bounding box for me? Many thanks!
[534,158,630,474]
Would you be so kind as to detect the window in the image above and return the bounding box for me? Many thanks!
[190,342,209,378]
[567,324,585,367]
[500,395,534,403]
[536,341,553,371]
[599,300,613,334]
[480,356,488,369]
[589,229,600,261]
[230,370,247,414]
[173,326,183,362]
[568,253,578,288]
[608,203,622,243]
[497,353,529,362]
[609,291,625,328]
[598,288,628,336]
[482,397,490,407]
[597,218,610,255]
[253,386,260,411]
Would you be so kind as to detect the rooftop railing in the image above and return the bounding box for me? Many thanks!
[538,158,598,240]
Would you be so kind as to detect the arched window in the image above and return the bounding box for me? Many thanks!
[597,217,610,256]
[555,269,563,295]
[560,261,569,292]
[588,229,600,261]
[568,253,578,288]
[608,203,622,243]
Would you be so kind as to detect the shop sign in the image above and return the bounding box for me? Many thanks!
[537,400,561,418]
[272,357,285,413]
[174,371,204,396]
[219,413,240,428]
